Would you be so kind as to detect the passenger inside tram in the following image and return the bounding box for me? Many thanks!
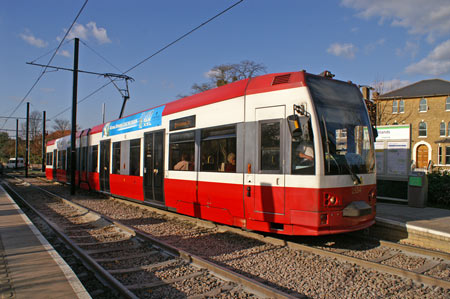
[174,153,190,171]
[224,152,236,172]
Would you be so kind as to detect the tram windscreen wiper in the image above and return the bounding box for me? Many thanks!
[321,115,331,173]
[342,159,361,185]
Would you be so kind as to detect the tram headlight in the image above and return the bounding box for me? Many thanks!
[324,193,339,206]
[329,196,336,205]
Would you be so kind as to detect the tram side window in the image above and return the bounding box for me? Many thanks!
[129,139,140,176]
[200,125,236,172]
[291,119,315,175]
[80,146,87,172]
[260,121,281,171]
[58,151,62,170]
[169,131,195,171]
[76,148,80,171]
[47,153,53,166]
[112,142,121,174]
[90,145,98,172]
[62,150,67,170]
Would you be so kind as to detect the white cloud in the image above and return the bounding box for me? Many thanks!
[205,69,221,78]
[327,43,357,59]
[59,22,111,44]
[405,39,450,75]
[365,38,385,54]
[20,30,48,48]
[395,41,419,58]
[379,79,411,93]
[86,22,111,44]
[341,0,450,40]
[57,50,70,57]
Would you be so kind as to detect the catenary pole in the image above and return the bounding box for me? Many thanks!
[70,38,79,195]
[25,102,29,177]
[42,111,46,172]
[15,119,18,169]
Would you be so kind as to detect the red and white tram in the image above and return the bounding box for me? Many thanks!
[46,70,377,235]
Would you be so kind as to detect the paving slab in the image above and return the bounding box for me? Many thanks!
[0,184,90,299]
[375,202,450,252]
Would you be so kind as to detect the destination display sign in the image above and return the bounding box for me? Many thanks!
[102,106,165,137]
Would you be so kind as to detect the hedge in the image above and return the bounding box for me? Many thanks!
[427,171,450,208]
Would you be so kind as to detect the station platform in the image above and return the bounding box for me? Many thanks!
[0,185,90,299]
[373,202,450,253]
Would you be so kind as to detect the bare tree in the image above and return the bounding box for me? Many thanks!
[52,119,71,132]
[190,60,267,94]
[191,82,215,94]
[371,79,412,126]
[20,110,42,140]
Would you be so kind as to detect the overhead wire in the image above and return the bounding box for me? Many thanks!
[1,0,89,130]
[48,0,245,121]
[79,39,123,73]
[30,39,74,63]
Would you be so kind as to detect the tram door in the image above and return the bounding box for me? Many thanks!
[52,150,57,179]
[99,140,110,192]
[143,131,165,204]
[249,106,286,222]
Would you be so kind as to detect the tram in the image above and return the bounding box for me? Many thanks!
[46,70,377,235]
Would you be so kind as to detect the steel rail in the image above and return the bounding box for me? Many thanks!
[110,193,450,290]
[29,176,450,290]
[1,180,138,299]
[7,177,296,299]
[378,239,450,260]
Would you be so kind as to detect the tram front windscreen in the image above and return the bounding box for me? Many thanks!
[307,75,375,176]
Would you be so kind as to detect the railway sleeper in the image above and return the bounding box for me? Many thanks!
[125,271,204,291]
[370,250,400,263]
[108,258,178,274]
[95,250,161,263]
[70,232,125,239]
[413,260,442,274]
[187,282,237,299]
[85,244,141,254]
[75,236,132,246]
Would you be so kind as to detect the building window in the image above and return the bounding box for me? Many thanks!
[419,98,427,112]
[399,99,405,113]
[129,139,141,176]
[392,100,398,113]
[440,122,446,136]
[169,131,195,171]
[112,142,121,174]
[446,146,450,165]
[418,122,427,137]
[438,147,443,165]
[446,97,450,111]
[200,125,236,172]
[448,121,450,136]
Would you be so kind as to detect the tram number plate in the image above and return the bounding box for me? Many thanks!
[352,186,362,194]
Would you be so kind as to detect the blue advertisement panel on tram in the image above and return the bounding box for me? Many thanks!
[102,105,165,137]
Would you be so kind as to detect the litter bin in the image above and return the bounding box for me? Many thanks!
[408,171,428,208]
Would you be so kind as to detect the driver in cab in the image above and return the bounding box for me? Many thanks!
[293,141,315,173]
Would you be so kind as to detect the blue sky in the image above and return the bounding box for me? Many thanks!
[1,0,450,135]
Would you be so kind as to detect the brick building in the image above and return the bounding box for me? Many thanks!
[375,79,450,170]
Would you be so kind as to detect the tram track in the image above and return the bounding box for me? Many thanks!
[1,176,293,299]
[7,175,450,298]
